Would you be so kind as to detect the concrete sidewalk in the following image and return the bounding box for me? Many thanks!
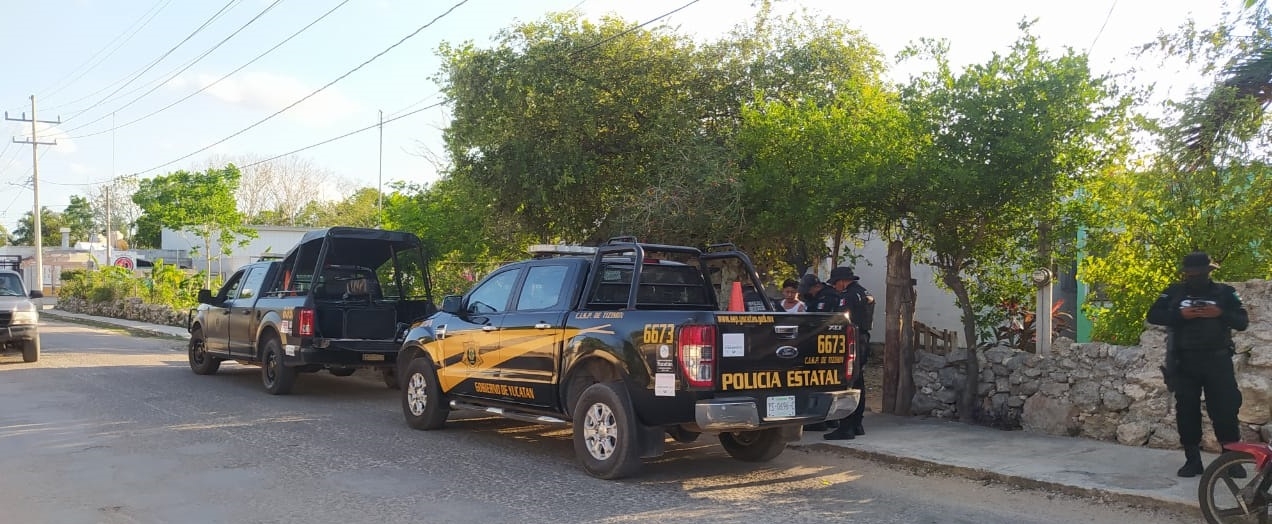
[40,308,190,340]
[43,308,1204,513]
[793,413,1205,513]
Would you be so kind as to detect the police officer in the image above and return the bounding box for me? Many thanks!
[798,272,846,432]
[1147,251,1248,477]
[824,267,875,440]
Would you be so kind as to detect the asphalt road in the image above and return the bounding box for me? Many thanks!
[0,321,1195,524]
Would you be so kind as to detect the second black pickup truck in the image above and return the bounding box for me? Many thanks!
[187,227,435,394]
[396,239,860,479]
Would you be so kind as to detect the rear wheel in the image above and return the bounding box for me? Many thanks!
[573,382,642,479]
[21,338,38,363]
[1199,451,1269,523]
[329,367,355,377]
[261,338,296,395]
[719,428,787,462]
[402,358,447,429]
[187,328,220,375]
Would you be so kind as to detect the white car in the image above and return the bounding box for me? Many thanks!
[0,269,41,362]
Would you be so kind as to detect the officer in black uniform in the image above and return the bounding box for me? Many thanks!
[1147,251,1248,477]
[823,267,875,440]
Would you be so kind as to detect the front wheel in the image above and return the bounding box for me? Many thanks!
[261,338,296,395]
[719,428,787,462]
[1199,451,1268,523]
[187,328,220,375]
[573,382,642,479]
[21,338,39,363]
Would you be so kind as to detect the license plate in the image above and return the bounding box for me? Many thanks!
[766,395,796,419]
[362,354,386,362]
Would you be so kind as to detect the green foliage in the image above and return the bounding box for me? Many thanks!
[60,261,208,311]
[13,206,66,246]
[0,224,10,247]
[295,187,382,228]
[63,195,96,244]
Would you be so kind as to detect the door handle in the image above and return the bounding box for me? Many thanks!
[774,325,798,339]
[534,323,552,330]
[482,325,498,332]
[242,310,251,315]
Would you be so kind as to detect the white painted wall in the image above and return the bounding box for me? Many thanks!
[161,226,312,276]
[813,233,965,343]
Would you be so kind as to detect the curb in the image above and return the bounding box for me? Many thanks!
[41,310,190,341]
[791,442,1200,517]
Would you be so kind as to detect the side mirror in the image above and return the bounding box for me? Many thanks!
[441,295,463,314]
[197,289,215,305]
[28,290,43,299]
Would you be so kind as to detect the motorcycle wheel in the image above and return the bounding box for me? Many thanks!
[1199,451,1269,524]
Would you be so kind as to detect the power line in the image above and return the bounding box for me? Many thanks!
[60,0,286,136]
[35,0,174,108]
[242,99,446,169]
[59,0,242,123]
[124,0,472,177]
[1088,0,1120,52]
[67,0,350,140]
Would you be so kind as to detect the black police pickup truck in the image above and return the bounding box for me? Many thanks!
[187,227,435,394]
[396,238,860,479]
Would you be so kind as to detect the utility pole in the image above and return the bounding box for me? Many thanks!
[377,109,384,229]
[106,112,115,265]
[6,95,59,295]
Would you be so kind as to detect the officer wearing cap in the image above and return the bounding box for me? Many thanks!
[823,266,875,440]
[1147,251,1248,477]
[798,273,842,313]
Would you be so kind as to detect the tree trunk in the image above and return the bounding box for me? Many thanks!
[829,222,845,271]
[204,233,213,289]
[883,240,912,414]
[898,271,916,416]
[940,266,979,424]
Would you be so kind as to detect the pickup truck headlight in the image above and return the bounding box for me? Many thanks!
[11,310,38,325]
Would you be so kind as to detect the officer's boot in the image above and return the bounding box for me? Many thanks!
[852,421,865,436]
[1178,445,1203,478]
[823,419,855,440]
[1221,443,1248,479]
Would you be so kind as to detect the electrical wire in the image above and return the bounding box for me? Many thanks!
[60,0,242,123]
[1088,0,1120,52]
[124,0,472,177]
[59,0,286,136]
[67,0,350,140]
[241,99,446,169]
[35,0,174,108]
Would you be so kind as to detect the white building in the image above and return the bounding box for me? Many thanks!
[160,225,314,278]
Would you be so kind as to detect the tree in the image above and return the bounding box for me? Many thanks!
[87,177,142,249]
[227,155,334,226]
[12,207,65,247]
[62,195,96,245]
[0,224,11,247]
[902,24,1132,422]
[295,187,382,228]
[132,164,257,287]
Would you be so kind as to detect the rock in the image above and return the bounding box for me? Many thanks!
[992,364,1010,376]
[1123,383,1150,402]
[980,369,995,384]
[1010,373,1025,385]
[996,378,1011,393]
[1242,424,1263,444]
[1081,414,1118,441]
[1261,423,1272,442]
[1014,380,1041,397]
[913,371,934,388]
[916,350,945,372]
[1149,426,1180,449]
[1039,382,1069,397]
[1113,346,1146,367]
[938,367,965,389]
[1083,344,1101,359]
[936,387,960,404]
[911,393,944,416]
[1024,367,1043,378]
[1008,395,1026,408]
[1053,337,1075,354]
[1006,353,1029,372]
[1049,372,1070,383]
[991,392,1010,413]
[946,347,969,364]
[1070,381,1102,411]
[1101,388,1132,411]
[1238,374,1272,425]
[1116,421,1152,446]
[977,381,994,396]
[985,346,1015,365]
[1022,395,1079,436]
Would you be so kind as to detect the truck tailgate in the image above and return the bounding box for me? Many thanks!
[714,312,854,393]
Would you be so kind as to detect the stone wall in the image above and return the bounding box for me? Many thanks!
[910,279,1272,452]
[56,297,191,329]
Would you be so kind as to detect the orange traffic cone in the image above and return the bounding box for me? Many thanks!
[728,280,745,312]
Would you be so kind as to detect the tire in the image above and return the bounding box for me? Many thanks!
[21,338,39,363]
[1199,451,1268,524]
[573,382,642,479]
[329,367,355,377]
[260,338,296,395]
[719,428,787,462]
[401,358,447,430]
[187,328,220,375]
[383,367,400,389]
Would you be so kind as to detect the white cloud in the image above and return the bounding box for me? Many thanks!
[68,162,95,175]
[179,71,361,127]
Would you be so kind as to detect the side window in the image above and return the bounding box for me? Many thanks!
[589,264,633,306]
[237,267,269,300]
[466,269,521,315]
[219,270,247,300]
[515,265,569,311]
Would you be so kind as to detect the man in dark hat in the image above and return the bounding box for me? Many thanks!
[798,273,842,313]
[823,266,875,440]
[1147,251,1248,477]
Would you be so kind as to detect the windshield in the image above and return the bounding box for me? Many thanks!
[0,273,26,296]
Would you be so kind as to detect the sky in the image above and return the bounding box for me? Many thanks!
[0,0,1232,233]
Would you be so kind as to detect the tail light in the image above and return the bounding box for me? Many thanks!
[844,329,857,384]
[296,307,315,337]
[677,325,716,388]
